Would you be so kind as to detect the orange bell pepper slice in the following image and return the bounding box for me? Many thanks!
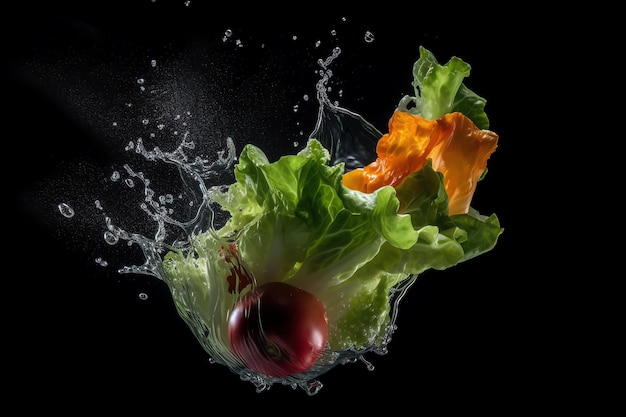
[342,111,498,216]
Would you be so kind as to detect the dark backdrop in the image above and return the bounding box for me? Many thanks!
[5,1,542,412]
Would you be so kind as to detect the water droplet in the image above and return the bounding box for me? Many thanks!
[303,94,309,101]
[293,141,299,147]
[364,30,375,43]
[137,78,145,85]
[150,59,157,67]
[315,40,321,48]
[330,29,337,36]
[138,292,149,301]
[95,257,108,267]
[112,121,118,126]
[111,171,120,181]
[58,203,74,218]
[125,178,134,188]
[303,380,323,395]
[104,231,119,245]
[359,355,375,371]
[142,119,149,125]
[292,35,298,41]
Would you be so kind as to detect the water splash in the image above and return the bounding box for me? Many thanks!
[87,46,414,395]
[310,47,382,172]
[102,132,237,279]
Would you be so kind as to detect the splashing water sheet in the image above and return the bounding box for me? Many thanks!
[8,3,513,402]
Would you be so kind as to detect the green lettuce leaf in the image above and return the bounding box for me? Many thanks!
[398,45,490,129]
[163,139,502,352]
[160,47,503,358]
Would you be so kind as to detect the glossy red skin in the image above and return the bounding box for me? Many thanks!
[228,282,328,378]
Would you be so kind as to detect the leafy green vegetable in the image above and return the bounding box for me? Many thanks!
[398,45,490,129]
[161,46,503,368]
[163,138,502,353]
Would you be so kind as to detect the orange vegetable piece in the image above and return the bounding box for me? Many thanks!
[342,111,498,215]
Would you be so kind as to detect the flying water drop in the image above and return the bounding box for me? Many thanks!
[58,203,75,218]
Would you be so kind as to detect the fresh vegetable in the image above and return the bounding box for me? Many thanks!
[228,282,328,377]
[342,46,498,216]
[342,111,498,215]
[161,46,504,379]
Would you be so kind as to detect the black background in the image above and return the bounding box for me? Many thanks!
[5,1,552,413]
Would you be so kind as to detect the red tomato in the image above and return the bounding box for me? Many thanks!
[228,282,328,378]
